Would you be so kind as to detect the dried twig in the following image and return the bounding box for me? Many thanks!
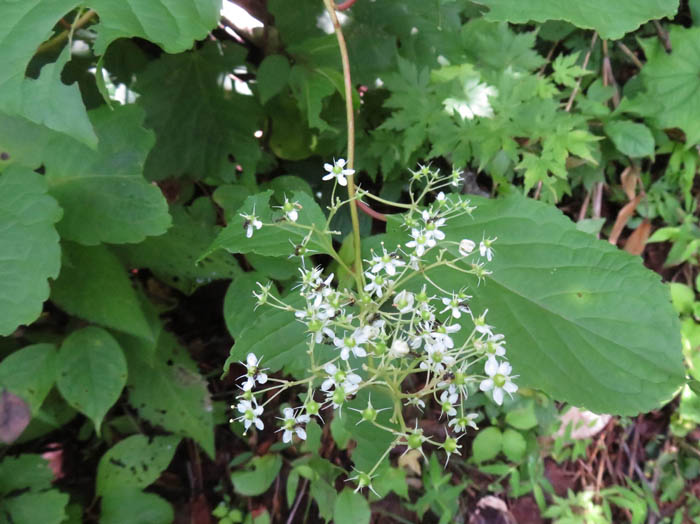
[286,479,309,524]
[653,20,672,53]
[616,42,644,69]
[565,32,599,112]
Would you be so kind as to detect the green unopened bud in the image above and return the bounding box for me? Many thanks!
[442,437,459,454]
[332,387,346,406]
[356,472,372,488]
[242,390,254,401]
[361,405,377,422]
[407,429,423,450]
[359,293,372,306]
[305,400,320,416]
[373,341,387,355]
[453,371,466,386]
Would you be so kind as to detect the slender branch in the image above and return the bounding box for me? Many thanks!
[356,200,387,222]
[564,32,598,112]
[616,41,644,69]
[323,0,364,288]
[653,20,672,53]
[334,0,358,9]
[36,9,97,55]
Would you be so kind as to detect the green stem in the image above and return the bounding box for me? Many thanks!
[360,191,413,209]
[323,0,364,290]
[36,9,97,54]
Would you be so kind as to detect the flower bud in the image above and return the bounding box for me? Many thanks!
[305,400,320,416]
[373,341,387,356]
[389,339,409,358]
[361,405,377,423]
[407,429,424,449]
[442,437,459,454]
[459,238,475,256]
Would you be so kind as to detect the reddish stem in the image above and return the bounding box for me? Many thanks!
[334,0,358,10]
[356,200,387,222]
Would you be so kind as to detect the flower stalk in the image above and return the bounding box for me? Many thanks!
[323,0,364,288]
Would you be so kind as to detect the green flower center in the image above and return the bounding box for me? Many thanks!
[494,374,506,388]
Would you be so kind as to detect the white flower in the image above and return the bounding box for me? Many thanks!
[421,210,446,241]
[240,212,262,238]
[408,254,421,270]
[392,289,415,314]
[239,353,268,391]
[321,363,361,393]
[473,310,494,337]
[432,322,460,349]
[333,328,368,360]
[405,228,436,256]
[370,248,405,276]
[440,293,470,319]
[279,407,310,443]
[388,338,410,358]
[236,399,264,433]
[322,158,354,186]
[304,314,335,343]
[279,197,300,222]
[480,356,518,405]
[486,333,506,357]
[404,396,426,411]
[479,237,496,261]
[448,413,479,433]
[439,390,458,418]
[420,343,455,373]
[459,239,476,256]
[363,272,391,298]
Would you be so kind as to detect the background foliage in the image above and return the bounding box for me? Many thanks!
[0,0,698,522]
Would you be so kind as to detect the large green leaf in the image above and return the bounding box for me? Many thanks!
[603,120,655,158]
[257,54,291,105]
[224,272,276,340]
[122,331,215,457]
[91,0,220,54]
[289,65,337,132]
[0,344,56,414]
[0,112,60,170]
[96,434,180,495]
[100,488,174,524]
[2,491,69,524]
[0,166,62,336]
[0,454,54,494]
[231,454,283,496]
[0,47,97,148]
[329,389,395,473]
[0,0,219,147]
[56,326,128,432]
[420,194,683,415]
[333,489,371,524]
[205,190,332,259]
[223,293,309,378]
[637,26,700,146]
[134,43,262,181]
[474,0,680,40]
[43,104,171,245]
[0,0,77,91]
[116,205,241,295]
[0,455,69,523]
[51,243,154,341]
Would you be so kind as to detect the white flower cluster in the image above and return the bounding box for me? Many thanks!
[229,160,518,491]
